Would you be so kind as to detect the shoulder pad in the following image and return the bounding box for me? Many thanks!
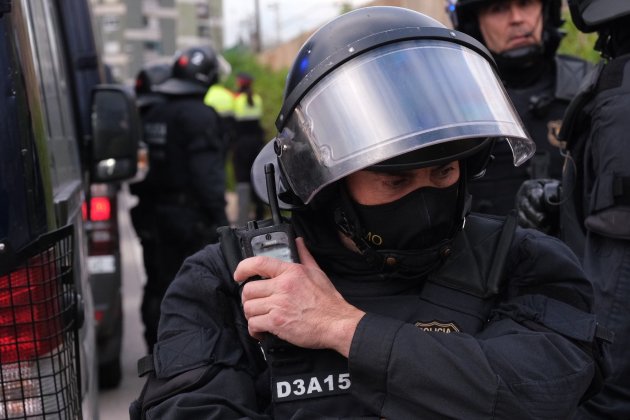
[428,213,516,298]
[557,60,605,144]
[555,55,595,101]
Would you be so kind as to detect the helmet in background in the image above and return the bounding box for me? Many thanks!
[157,45,222,95]
[567,0,630,33]
[252,6,534,209]
[134,62,171,108]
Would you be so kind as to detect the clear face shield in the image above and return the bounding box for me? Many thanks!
[254,39,534,207]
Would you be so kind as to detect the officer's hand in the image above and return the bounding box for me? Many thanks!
[234,238,365,357]
[515,178,561,235]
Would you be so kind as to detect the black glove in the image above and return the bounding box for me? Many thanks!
[515,179,561,235]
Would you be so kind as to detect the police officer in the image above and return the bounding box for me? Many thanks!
[450,0,592,218]
[232,72,266,226]
[131,7,607,419]
[129,62,171,326]
[517,1,630,417]
[135,45,229,350]
[204,55,236,155]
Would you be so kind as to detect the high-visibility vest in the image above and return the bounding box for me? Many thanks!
[233,92,263,121]
[204,84,235,117]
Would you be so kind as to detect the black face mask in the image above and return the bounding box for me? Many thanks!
[351,183,459,251]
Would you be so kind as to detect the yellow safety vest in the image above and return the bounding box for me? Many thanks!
[204,84,235,117]
[233,92,263,121]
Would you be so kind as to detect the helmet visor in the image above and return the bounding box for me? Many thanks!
[276,39,533,205]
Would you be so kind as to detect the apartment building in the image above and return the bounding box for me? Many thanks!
[91,0,223,83]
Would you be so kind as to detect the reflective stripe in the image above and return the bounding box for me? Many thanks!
[234,93,263,120]
[204,85,235,116]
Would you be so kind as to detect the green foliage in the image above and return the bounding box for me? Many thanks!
[558,10,601,63]
[339,2,354,15]
[223,47,288,142]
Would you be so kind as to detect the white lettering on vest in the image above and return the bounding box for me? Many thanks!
[272,372,352,402]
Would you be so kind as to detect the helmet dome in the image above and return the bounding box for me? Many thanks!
[135,62,171,108]
[157,45,222,95]
[568,0,630,33]
[253,6,534,208]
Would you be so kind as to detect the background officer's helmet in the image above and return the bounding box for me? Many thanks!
[252,6,535,209]
[156,45,224,95]
[567,0,630,33]
[450,0,563,65]
[134,62,171,109]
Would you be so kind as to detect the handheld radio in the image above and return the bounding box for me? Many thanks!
[238,163,299,263]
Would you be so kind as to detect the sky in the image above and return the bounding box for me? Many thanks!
[222,0,369,49]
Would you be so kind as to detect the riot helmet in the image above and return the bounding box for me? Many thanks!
[253,6,533,210]
[450,0,563,70]
[157,45,222,95]
[134,62,171,109]
[567,0,630,33]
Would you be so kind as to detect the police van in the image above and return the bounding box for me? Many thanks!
[0,0,139,418]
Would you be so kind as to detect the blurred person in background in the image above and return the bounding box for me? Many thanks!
[134,46,229,351]
[233,72,266,226]
[450,0,592,220]
[204,55,236,155]
[129,62,171,341]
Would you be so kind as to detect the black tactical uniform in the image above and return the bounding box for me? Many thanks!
[134,213,605,419]
[452,0,592,216]
[130,63,170,324]
[131,8,607,419]
[518,2,630,417]
[134,46,229,350]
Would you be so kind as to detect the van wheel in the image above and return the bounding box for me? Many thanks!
[99,358,122,389]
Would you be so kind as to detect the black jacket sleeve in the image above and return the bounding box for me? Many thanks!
[146,244,268,419]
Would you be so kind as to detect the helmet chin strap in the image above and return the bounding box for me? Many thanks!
[333,186,387,270]
[493,43,546,87]
[495,43,543,68]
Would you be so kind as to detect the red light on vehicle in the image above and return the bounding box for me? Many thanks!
[90,197,111,221]
[94,310,104,324]
[82,197,112,221]
[0,250,62,364]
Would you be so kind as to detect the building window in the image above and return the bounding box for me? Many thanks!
[198,25,210,38]
[104,41,121,54]
[144,41,162,53]
[102,15,120,33]
[196,3,209,18]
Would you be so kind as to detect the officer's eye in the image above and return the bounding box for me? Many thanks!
[383,174,412,189]
[430,163,459,187]
[432,163,455,178]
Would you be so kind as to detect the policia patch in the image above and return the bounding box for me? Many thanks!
[273,372,351,402]
[415,320,460,333]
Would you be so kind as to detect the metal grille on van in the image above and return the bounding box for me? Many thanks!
[0,226,81,419]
